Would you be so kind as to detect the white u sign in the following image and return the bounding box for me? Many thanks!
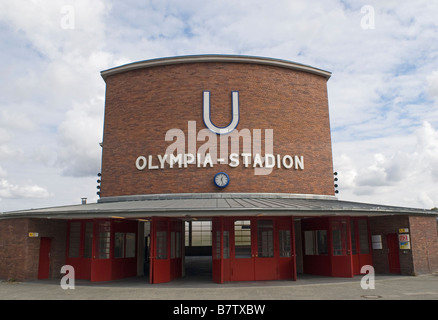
[203,91,240,135]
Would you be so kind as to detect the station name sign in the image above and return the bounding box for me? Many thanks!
[135,153,304,170]
[135,87,306,176]
[134,121,304,176]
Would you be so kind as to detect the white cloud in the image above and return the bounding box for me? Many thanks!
[0,0,110,211]
[0,166,7,178]
[0,110,35,160]
[334,121,438,208]
[415,121,438,180]
[0,0,438,211]
[0,166,51,200]
[0,110,36,131]
[0,145,24,161]
[0,179,51,199]
[56,99,103,177]
[427,71,438,100]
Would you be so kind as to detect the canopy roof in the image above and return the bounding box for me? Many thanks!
[1,193,434,220]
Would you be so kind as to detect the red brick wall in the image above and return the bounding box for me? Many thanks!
[0,219,29,280]
[409,216,438,274]
[369,216,414,275]
[100,61,334,198]
[369,215,438,275]
[0,219,67,281]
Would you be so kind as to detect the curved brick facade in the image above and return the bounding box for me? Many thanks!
[99,56,335,198]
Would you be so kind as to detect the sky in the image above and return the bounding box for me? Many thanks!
[0,0,437,212]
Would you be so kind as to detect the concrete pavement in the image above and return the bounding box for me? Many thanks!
[1,273,437,300]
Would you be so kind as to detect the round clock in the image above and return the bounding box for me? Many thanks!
[214,172,230,188]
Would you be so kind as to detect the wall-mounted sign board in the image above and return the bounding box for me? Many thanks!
[399,234,411,249]
[372,235,382,249]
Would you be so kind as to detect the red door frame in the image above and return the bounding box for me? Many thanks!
[229,218,255,281]
[66,220,93,280]
[350,218,373,275]
[150,217,170,284]
[254,218,277,280]
[149,217,155,284]
[91,220,113,282]
[302,217,355,278]
[290,216,297,281]
[330,217,354,278]
[277,217,296,280]
[212,217,233,283]
[66,219,139,282]
[222,217,295,282]
[38,237,51,279]
[212,217,223,283]
[112,219,138,280]
[150,217,183,284]
[170,219,183,280]
[387,233,401,274]
[301,217,331,276]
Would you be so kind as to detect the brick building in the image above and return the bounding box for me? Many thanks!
[1,55,437,283]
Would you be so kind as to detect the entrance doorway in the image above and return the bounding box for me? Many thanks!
[212,217,296,283]
[149,217,296,284]
[150,218,183,284]
[149,218,216,284]
[387,233,401,274]
[38,237,51,279]
[301,217,373,278]
[184,220,213,280]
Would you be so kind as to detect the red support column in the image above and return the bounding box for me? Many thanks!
[149,217,155,284]
[346,217,354,278]
[291,216,297,281]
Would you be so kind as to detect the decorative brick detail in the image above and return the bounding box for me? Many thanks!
[100,62,335,198]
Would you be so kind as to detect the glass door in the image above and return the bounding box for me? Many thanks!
[351,218,373,275]
[330,218,353,277]
[212,217,231,283]
[254,219,277,280]
[91,220,112,281]
[278,217,296,280]
[150,218,183,284]
[229,218,294,281]
[170,220,183,280]
[150,218,171,284]
[231,219,254,281]
[67,221,93,280]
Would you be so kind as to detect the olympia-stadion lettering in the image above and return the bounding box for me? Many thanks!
[135,91,304,175]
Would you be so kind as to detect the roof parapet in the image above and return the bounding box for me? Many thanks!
[101,54,332,81]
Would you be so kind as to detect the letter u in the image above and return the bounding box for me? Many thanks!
[203,91,239,135]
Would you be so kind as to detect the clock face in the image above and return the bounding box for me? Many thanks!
[214,172,229,188]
